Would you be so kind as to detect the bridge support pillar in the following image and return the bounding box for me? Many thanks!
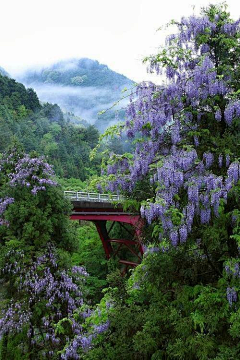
[93,220,113,259]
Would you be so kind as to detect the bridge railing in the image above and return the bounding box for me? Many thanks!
[64,191,124,203]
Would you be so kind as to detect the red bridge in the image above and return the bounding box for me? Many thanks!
[65,191,144,272]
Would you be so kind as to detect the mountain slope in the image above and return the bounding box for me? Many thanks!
[17,58,133,132]
[0,73,100,180]
[0,66,9,77]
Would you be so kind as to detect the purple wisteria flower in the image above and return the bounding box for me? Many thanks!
[3,154,58,195]
[0,197,14,226]
[218,154,223,168]
[0,197,14,216]
[0,245,90,358]
[215,109,222,122]
[226,154,231,168]
[203,152,214,169]
[60,317,110,359]
[226,287,238,306]
[225,261,240,278]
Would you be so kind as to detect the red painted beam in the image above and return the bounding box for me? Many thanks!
[93,220,112,259]
[70,214,141,225]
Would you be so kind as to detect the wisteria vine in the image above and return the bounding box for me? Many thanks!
[102,8,240,249]
[0,151,57,194]
[0,246,109,359]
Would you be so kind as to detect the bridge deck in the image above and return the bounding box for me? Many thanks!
[72,200,123,211]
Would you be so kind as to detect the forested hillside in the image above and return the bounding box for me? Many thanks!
[0,67,9,77]
[0,73,100,180]
[17,58,133,132]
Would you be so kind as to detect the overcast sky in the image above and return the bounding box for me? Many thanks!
[1,0,239,82]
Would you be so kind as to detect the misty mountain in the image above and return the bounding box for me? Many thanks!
[0,66,9,77]
[0,72,101,179]
[17,58,134,132]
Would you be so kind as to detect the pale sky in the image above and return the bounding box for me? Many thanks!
[0,0,239,82]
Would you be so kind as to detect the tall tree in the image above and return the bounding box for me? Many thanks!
[0,148,91,359]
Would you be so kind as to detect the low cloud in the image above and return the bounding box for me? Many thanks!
[25,83,129,127]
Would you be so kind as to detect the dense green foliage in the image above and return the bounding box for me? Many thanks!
[72,223,108,303]
[85,246,240,360]
[0,74,40,112]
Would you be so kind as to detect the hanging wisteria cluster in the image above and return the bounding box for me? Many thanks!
[0,151,57,195]
[102,9,240,246]
[0,246,110,358]
[0,151,59,228]
[224,259,239,305]
[61,318,110,360]
[0,197,14,225]
[226,287,238,306]
[9,155,57,194]
[0,246,89,357]
[225,261,240,278]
